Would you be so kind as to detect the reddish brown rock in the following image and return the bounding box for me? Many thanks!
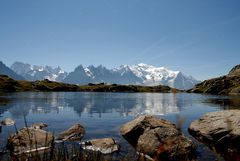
[120,115,195,161]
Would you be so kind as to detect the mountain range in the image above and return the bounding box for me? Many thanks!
[64,63,200,89]
[11,62,68,82]
[0,61,25,80]
[0,61,200,90]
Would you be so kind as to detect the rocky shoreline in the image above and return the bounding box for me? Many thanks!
[1,110,240,161]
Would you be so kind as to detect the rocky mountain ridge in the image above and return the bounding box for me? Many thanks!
[63,63,199,90]
[190,64,240,95]
[11,62,68,82]
[8,62,200,90]
[0,61,25,80]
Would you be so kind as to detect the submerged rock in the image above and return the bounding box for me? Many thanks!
[189,110,240,154]
[7,127,54,155]
[1,118,15,126]
[81,138,119,154]
[57,123,85,141]
[120,115,195,161]
[30,122,47,129]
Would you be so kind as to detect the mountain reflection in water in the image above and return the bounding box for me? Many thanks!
[0,92,193,119]
[1,92,238,161]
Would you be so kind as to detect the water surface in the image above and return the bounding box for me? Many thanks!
[0,92,239,160]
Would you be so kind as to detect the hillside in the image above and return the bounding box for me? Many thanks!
[0,75,178,93]
[190,64,240,95]
[0,75,79,92]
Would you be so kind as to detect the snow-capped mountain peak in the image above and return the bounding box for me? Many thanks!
[126,63,177,79]
[63,63,199,89]
[11,62,68,82]
[84,67,94,77]
[114,63,199,89]
[10,62,200,90]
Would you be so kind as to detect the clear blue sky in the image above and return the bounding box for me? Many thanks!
[1,0,240,80]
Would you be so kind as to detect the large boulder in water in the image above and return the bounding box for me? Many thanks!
[7,127,54,155]
[120,115,195,161]
[57,123,85,141]
[189,110,240,156]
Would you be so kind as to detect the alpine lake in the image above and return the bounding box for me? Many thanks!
[0,92,240,161]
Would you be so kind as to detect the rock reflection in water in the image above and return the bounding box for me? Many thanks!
[0,97,10,118]
[203,95,240,110]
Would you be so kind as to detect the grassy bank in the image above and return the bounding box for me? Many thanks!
[0,75,179,93]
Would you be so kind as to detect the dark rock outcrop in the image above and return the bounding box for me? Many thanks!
[189,110,240,160]
[57,123,85,141]
[120,115,195,161]
[7,127,54,155]
[81,138,119,154]
[190,64,240,95]
[0,75,21,92]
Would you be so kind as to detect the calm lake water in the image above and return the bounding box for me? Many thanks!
[0,92,240,161]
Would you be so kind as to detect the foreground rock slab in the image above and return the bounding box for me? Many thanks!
[81,138,119,154]
[189,110,240,154]
[57,123,85,141]
[7,127,54,155]
[120,115,195,161]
